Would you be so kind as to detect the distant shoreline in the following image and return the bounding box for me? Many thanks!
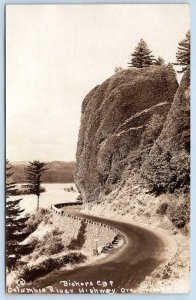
[10,161,76,184]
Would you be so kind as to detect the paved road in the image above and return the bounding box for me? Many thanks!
[33,210,167,294]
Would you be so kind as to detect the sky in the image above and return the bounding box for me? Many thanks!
[6,4,190,162]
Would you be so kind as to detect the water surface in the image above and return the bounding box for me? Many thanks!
[9,183,79,213]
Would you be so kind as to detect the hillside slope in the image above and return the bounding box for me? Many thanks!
[11,161,75,183]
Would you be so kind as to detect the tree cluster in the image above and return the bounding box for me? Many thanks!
[6,160,29,271]
[127,31,190,73]
[174,30,190,73]
[6,160,48,272]
[141,147,190,195]
[127,39,165,68]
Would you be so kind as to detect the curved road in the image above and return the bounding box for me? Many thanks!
[30,209,171,294]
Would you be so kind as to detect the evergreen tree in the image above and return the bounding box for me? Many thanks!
[128,39,155,68]
[155,56,165,66]
[166,63,177,79]
[24,161,48,211]
[6,160,29,272]
[175,30,190,73]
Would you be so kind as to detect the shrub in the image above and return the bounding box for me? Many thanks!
[21,227,64,259]
[22,258,57,282]
[25,217,39,234]
[51,228,63,236]
[141,149,190,195]
[58,252,86,265]
[25,209,52,234]
[156,203,168,215]
[19,244,37,256]
[21,252,86,282]
[40,228,64,255]
[167,198,190,228]
[46,241,64,255]
[141,114,164,147]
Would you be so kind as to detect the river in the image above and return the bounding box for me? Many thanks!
[9,183,79,213]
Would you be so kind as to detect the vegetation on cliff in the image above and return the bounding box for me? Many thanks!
[128,39,155,68]
[141,69,190,196]
[175,30,190,73]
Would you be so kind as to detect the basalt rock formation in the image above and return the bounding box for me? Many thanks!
[142,68,190,194]
[75,66,179,202]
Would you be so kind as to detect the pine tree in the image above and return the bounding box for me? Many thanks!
[155,56,165,66]
[166,63,177,79]
[175,30,190,73]
[24,161,48,211]
[128,39,155,68]
[6,160,29,272]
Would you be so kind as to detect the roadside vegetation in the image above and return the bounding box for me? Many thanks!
[6,163,86,287]
[7,208,87,286]
[21,253,86,283]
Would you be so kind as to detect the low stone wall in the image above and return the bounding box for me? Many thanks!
[51,203,119,255]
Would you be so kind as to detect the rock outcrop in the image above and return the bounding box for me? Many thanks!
[154,68,190,154]
[75,66,178,202]
[142,69,190,193]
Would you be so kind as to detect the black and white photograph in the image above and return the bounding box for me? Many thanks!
[6,4,190,294]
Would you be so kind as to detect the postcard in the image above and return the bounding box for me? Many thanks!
[6,4,190,294]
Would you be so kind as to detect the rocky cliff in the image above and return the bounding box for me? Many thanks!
[75,66,179,202]
[141,69,190,194]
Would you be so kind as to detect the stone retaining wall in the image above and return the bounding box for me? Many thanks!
[51,204,119,255]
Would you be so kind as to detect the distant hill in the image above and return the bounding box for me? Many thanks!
[11,161,75,183]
